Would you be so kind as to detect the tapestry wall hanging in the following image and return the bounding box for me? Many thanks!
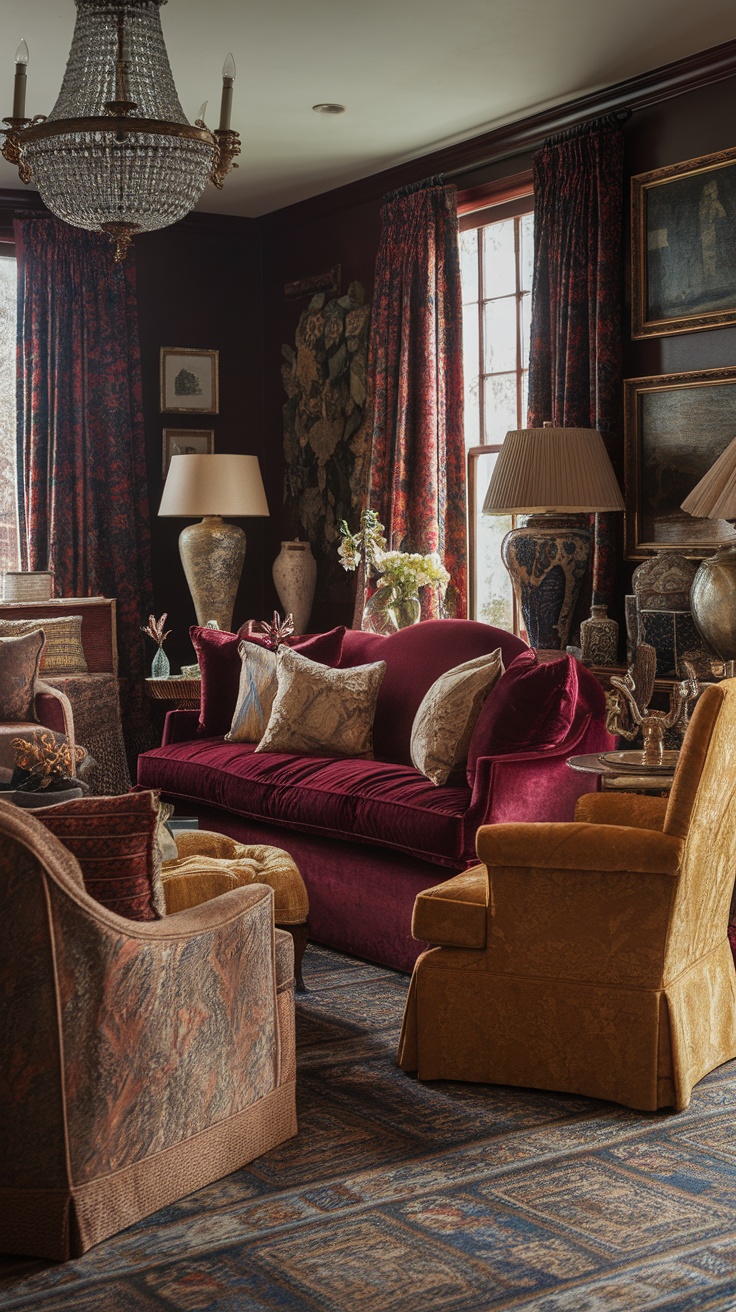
[281,282,371,607]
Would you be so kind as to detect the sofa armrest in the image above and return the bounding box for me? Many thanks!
[477,821,683,876]
[574,792,668,831]
[162,708,201,746]
[35,680,77,776]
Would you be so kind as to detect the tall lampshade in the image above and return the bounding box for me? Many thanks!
[483,426,624,649]
[159,454,269,633]
[681,435,736,670]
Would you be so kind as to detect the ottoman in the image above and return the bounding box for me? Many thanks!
[162,830,309,989]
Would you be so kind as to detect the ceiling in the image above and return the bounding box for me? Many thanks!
[1,0,735,217]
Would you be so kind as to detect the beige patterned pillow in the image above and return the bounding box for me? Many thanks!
[410,648,504,786]
[0,629,45,721]
[255,645,386,759]
[226,641,278,742]
[0,616,88,675]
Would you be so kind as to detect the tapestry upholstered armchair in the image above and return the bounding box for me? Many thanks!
[0,800,297,1260]
[398,681,736,1112]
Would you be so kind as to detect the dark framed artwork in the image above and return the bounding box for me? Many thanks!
[632,147,736,338]
[162,428,214,478]
[624,366,736,558]
[160,348,219,413]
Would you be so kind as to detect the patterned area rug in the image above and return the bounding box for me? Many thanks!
[3,946,736,1311]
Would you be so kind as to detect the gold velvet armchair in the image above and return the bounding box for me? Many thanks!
[0,800,297,1260]
[398,681,736,1111]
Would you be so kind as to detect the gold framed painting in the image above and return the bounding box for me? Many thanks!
[160,348,219,413]
[624,366,736,558]
[631,146,736,338]
[162,428,214,478]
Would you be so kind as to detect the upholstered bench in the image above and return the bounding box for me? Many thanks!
[161,830,309,989]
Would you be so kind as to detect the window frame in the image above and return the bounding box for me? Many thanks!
[458,177,534,631]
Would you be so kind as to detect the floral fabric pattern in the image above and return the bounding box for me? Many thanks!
[0,629,43,721]
[364,182,466,618]
[527,119,624,613]
[14,218,153,749]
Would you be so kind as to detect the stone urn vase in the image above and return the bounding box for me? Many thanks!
[272,540,317,635]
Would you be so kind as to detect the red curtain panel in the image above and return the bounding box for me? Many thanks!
[527,117,625,613]
[14,217,153,753]
[365,180,466,618]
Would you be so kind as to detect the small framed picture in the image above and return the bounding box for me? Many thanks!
[160,348,219,413]
[162,428,214,478]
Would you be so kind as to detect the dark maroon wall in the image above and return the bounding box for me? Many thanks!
[135,212,265,668]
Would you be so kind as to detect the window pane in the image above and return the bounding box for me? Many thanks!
[462,305,481,448]
[471,450,514,630]
[459,227,479,304]
[521,370,529,427]
[482,297,517,373]
[520,292,532,370]
[520,211,534,293]
[0,257,18,577]
[481,220,516,298]
[484,373,517,444]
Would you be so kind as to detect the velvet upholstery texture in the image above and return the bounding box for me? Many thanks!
[192,625,346,738]
[0,799,297,1260]
[398,682,736,1111]
[162,830,309,925]
[466,649,577,783]
[340,620,527,764]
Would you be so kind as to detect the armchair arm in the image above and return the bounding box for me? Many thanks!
[35,679,77,777]
[477,821,683,876]
[574,792,668,831]
[49,876,285,1182]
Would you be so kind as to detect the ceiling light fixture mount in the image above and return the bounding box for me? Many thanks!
[1,1,241,262]
[312,103,346,115]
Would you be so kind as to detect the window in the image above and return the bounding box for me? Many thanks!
[0,253,18,577]
[460,193,533,631]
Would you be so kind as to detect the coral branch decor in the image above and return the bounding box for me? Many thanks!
[141,613,172,680]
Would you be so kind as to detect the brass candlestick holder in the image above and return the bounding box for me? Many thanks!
[605,643,700,766]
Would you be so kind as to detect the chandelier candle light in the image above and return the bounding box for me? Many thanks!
[2,2,241,261]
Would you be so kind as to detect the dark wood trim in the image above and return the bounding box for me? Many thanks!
[261,38,736,232]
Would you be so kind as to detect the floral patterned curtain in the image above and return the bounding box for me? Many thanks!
[364,179,466,617]
[15,217,153,752]
[527,116,625,613]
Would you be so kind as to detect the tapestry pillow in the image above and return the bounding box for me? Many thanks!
[31,789,164,921]
[226,641,279,743]
[256,646,386,759]
[192,624,346,737]
[410,648,504,786]
[0,629,44,722]
[466,650,578,785]
[0,615,88,675]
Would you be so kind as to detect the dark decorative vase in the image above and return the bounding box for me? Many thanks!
[501,514,591,649]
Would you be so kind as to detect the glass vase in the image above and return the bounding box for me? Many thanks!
[151,646,171,679]
[361,585,421,635]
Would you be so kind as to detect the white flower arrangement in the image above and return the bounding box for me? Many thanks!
[374,550,450,601]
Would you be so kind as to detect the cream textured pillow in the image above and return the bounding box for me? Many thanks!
[410,648,504,786]
[255,645,386,759]
[0,615,88,675]
[226,641,278,742]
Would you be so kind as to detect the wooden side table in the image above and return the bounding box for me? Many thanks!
[567,752,676,794]
[145,677,201,710]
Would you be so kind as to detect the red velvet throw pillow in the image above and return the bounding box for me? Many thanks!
[191,624,346,737]
[466,650,578,785]
[30,790,161,922]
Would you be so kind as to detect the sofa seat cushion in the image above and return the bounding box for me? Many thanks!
[138,738,474,867]
[412,865,488,949]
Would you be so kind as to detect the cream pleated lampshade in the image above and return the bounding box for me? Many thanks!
[681,434,736,521]
[482,427,624,515]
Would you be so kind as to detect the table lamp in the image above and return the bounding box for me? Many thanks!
[482,425,624,648]
[681,435,736,675]
[159,453,269,633]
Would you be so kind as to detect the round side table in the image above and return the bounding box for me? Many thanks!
[145,676,201,710]
[567,752,676,794]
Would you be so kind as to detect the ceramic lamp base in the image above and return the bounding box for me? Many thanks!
[501,514,591,649]
[179,516,246,633]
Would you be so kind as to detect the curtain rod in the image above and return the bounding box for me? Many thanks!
[441,107,631,183]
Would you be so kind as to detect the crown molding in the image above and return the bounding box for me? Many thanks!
[260,37,736,232]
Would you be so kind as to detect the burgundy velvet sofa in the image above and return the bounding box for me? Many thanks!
[138,620,612,973]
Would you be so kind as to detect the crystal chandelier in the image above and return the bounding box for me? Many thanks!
[1,0,241,260]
